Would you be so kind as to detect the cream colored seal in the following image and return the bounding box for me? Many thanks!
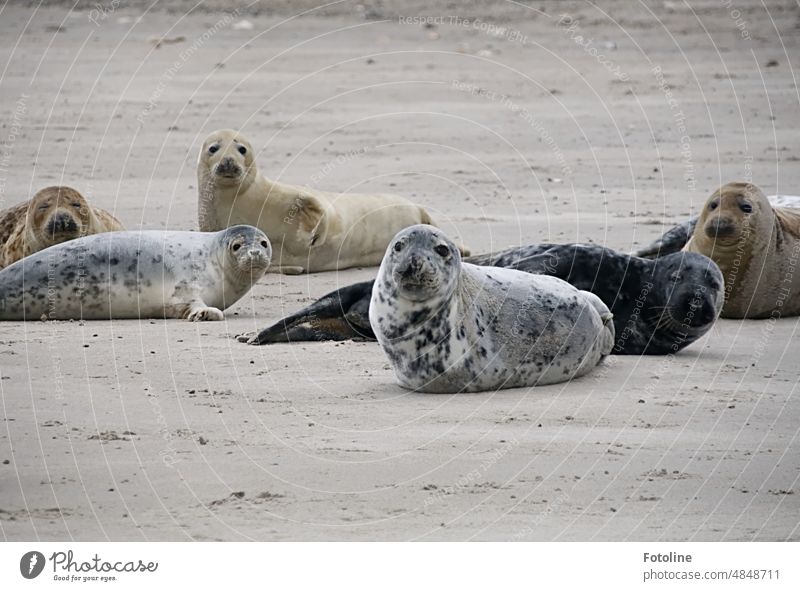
[0,186,124,269]
[197,129,465,274]
[685,181,800,318]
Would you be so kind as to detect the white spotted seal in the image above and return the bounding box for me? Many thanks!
[367,226,614,392]
[243,244,723,356]
[633,181,800,318]
[0,186,124,269]
[197,129,467,274]
[0,225,271,321]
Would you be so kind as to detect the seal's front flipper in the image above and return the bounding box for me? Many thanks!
[295,194,330,248]
[188,305,224,321]
[246,280,376,345]
[166,300,225,321]
[632,217,698,259]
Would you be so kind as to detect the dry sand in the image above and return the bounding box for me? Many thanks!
[0,0,799,541]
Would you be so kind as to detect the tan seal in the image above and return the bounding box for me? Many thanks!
[0,186,124,269]
[197,129,466,274]
[685,181,800,318]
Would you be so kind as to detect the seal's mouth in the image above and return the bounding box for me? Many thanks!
[394,273,437,300]
[661,292,718,332]
[45,213,80,239]
[215,167,242,179]
[685,300,718,328]
[213,158,243,180]
[703,218,741,244]
[398,280,427,291]
[233,248,271,275]
[246,252,270,268]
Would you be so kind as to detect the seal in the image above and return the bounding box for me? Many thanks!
[0,225,271,321]
[197,129,466,274]
[484,245,724,355]
[0,186,124,269]
[244,243,724,355]
[365,225,614,392]
[633,190,800,259]
[634,181,800,318]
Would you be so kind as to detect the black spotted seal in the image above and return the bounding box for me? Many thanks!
[0,225,271,321]
[367,225,614,392]
[243,242,723,355]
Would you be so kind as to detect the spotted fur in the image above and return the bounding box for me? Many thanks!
[247,242,723,355]
[0,225,271,321]
[367,225,614,393]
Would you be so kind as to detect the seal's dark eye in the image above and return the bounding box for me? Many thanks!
[670,272,682,282]
[434,244,450,257]
[709,201,718,210]
[209,144,219,154]
[260,240,268,248]
[238,145,247,155]
[72,202,82,208]
[394,242,403,252]
[232,243,241,252]
[740,203,753,213]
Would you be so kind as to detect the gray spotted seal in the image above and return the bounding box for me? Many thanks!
[0,225,271,321]
[633,181,800,318]
[0,186,124,269]
[367,226,615,392]
[197,129,467,274]
[244,244,723,356]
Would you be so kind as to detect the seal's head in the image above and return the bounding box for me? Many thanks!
[698,182,771,249]
[384,225,461,302]
[26,186,92,247]
[219,224,272,279]
[655,252,724,337]
[199,129,257,190]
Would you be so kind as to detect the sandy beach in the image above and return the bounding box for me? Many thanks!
[0,0,798,541]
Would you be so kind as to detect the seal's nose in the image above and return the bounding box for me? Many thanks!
[399,254,422,279]
[699,298,717,325]
[686,293,717,326]
[47,212,78,235]
[215,157,240,177]
[247,248,267,261]
[705,217,736,239]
